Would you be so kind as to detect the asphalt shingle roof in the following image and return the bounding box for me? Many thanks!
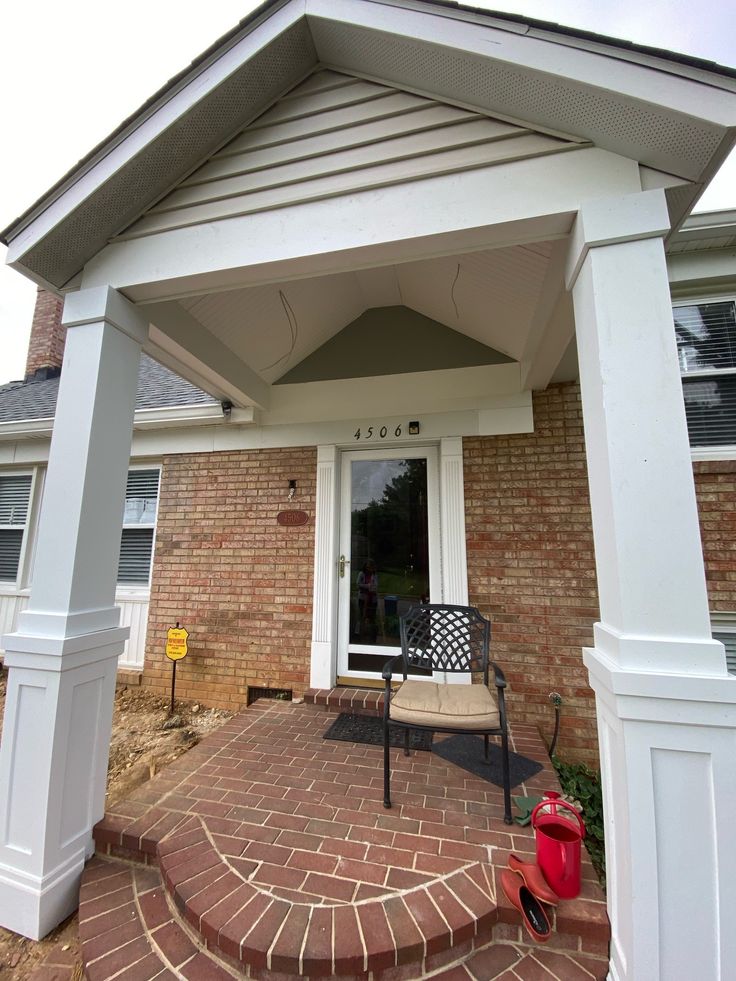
[0,355,216,423]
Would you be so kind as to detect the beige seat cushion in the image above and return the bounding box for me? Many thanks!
[390,680,500,730]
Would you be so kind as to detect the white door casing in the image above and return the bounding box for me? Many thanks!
[310,438,469,688]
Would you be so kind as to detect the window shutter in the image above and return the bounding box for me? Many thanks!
[0,474,33,526]
[118,528,155,584]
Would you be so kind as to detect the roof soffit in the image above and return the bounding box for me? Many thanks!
[4,0,735,291]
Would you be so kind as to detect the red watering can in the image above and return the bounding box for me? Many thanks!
[531,795,586,900]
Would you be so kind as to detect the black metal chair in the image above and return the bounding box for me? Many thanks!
[382,603,512,824]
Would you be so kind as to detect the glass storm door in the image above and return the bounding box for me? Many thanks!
[337,447,440,678]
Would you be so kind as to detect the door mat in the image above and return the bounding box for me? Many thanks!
[323,712,433,751]
[432,733,543,789]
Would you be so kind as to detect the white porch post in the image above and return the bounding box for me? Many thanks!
[567,189,736,981]
[0,286,147,939]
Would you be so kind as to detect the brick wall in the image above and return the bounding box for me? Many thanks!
[694,460,736,612]
[142,446,317,711]
[464,383,600,763]
[25,289,65,379]
[464,384,736,764]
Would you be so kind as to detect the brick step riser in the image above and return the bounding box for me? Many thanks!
[81,857,602,981]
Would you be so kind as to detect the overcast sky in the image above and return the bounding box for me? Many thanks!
[1,0,734,384]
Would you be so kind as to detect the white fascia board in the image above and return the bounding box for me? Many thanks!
[4,0,306,264]
[676,209,736,242]
[307,0,736,122]
[0,404,254,442]
[81,148,640,299]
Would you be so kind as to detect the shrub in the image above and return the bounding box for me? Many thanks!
[552,756,606,887]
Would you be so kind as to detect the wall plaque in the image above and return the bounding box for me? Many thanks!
[277,510,309,526]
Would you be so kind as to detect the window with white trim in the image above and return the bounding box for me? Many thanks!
[674,298,736,447]
[0,473,33,583]
[118,468,160,586]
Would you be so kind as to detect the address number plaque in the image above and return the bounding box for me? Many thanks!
[353,421,420,441]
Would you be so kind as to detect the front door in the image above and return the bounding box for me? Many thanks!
[337,446,440,679]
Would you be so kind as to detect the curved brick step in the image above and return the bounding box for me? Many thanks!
[157,817,499,977]
[80,857,608,981]
[79,856,234,980]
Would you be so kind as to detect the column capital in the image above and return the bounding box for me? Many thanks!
[62,285,149,344]
[565,188,671,290]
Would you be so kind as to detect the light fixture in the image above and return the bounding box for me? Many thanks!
[408,421,420,435]
[288,479,297,501]
[221,400,233,418]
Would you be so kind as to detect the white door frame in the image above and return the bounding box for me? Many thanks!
[309,437,469,688]
[336,444,441,681]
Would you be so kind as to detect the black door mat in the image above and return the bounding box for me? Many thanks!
[432,733,543,789]
[323,712,433,751]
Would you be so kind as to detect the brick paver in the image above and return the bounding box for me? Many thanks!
[87,697,609,979]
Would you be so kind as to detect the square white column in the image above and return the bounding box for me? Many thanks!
[0,286,147,939]
[567,190,736,981]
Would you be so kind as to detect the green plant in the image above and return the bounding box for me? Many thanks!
[552,756,606,888]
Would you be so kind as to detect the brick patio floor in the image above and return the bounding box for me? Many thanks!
[85,695,609,979]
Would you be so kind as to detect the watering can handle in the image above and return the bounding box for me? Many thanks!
[531,797,586,838]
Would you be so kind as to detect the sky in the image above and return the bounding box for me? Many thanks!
[0,0,734,384]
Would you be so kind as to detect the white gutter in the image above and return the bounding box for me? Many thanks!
[0,403,255,441]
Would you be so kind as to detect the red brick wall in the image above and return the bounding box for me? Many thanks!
[142,446,317,711]
[464,383,600,763]
[25,289,65,378]
[694,460,736,612]
[464,386,736,764]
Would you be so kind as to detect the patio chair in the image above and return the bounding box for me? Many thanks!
[382,603,512,824]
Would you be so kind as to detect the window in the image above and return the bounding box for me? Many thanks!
[674,298,736,447]
[712,614,736,676]
[118,468,160,586]
[0,474,33,583]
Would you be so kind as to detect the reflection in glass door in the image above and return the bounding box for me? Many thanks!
[338,447,439,677]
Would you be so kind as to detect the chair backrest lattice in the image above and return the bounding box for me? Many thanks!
[399,604,490,677]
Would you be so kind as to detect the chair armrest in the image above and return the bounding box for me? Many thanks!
[489,661,507,689]
[382,654,405,681]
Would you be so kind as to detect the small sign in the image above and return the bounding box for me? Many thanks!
[277,510,309,527]
[166,626,189,661]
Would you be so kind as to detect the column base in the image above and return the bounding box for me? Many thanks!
[585,645,736,981]
[0,627,126,939]
[0,848,87,940]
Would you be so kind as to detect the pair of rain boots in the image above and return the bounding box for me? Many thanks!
[500,853,558,943]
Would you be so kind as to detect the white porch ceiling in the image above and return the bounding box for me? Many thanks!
[177,240,556,385]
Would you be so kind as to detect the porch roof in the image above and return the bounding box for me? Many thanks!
[3,0,736,294]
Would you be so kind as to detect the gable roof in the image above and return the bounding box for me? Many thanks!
[3,0,735,293]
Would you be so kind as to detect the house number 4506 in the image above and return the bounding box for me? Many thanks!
[354,424,404,440]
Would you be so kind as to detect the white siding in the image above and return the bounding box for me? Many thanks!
[117,70,585,242]
[0,589,149,672]
[116,594,150,671]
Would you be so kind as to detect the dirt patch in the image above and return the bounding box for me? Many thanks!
[0,667,232,979]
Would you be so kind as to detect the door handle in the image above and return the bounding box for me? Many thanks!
[339,554,349,578]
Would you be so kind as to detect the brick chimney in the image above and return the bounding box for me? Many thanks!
[25,288,66,381]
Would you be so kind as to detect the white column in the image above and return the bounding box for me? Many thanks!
[439,437,470,684]
[0,286,147,939]
[310,445,338,688]
[567,189,736,981]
